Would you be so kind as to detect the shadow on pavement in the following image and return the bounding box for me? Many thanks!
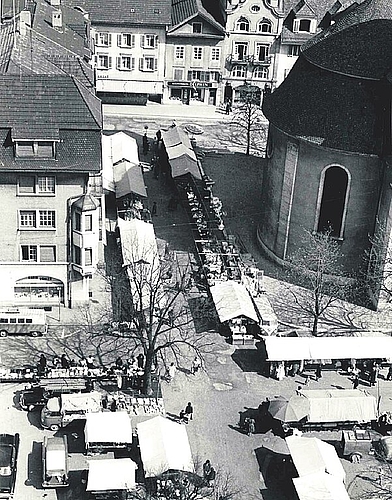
[25,441,43,489]
[54,420,86,453]
[231,349,262,373]
[255,447,296,500]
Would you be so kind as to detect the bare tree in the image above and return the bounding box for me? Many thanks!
[285,228,353,336]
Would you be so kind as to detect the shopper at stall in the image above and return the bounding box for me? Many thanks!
[38,354,47,376]
[137,353,144,369]
[142,132,149,155]
[86,355,94,369]
[185,402,193,421]
[353,374,359,389]
[61,354,70,370]
[315,364,322,381]
[115,356,123,369]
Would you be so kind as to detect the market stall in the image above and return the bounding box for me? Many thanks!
[137,416,194,478]
[293,472,350,500]
[210,281,260,345]
[86,458,137,498]
[84,412,133,453]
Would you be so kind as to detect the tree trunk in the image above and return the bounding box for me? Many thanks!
[246,114,251,155]
[142,350,155,396]
[312,315,319,336]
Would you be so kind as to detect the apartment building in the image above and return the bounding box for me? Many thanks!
[165,0,226,105]
[0,74,102,308]
[63,0,171,104]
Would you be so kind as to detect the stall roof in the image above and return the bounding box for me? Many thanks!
[137,416,194,478]
[61,391,102,413]
[85,412,133,445]
[210,281,259,323]
[170,155,201,180]
[161,125,192,150]
[298,389,378,424]
[286,436,345,482]
[263,336,392,361]
[86,458,136,491]
[114,160,147,199]
[161,125,202,180]
[293,472,350,500]
[117,217,158,266]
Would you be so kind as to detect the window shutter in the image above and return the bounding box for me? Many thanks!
[117,34,122,47]
[131,57,135,70]
[139,57,144,71]
[131,34,135,48]
[94,55,97,65]
[154,58,158,71]
[293,19,299,32]
[108,56,112,69]
[116,57,121,69]
[108,34,112,46]
[94,33,98,45]
[140,35,144,48]
[154,35,158,48]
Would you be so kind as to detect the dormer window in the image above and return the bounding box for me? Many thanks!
[258,19,272,33]
[293,18,315,33]
[192,22,202,33]
[236,17,250,32]
[15,141,55,159]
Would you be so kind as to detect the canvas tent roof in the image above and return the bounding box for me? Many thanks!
[86,458,136,491]
[114,160,147,199]
[161,126,202,180]
[170,155,201,180]
[85,412,133,445]
[263,336,392,361]
[210,281,259,323]
[161,125,193,150]
[117,217,158,266]
[137,416,194,478]
[293,472,350,500]
[61,391,102,413]
[286,436,345,482]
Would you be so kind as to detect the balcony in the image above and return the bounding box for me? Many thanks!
[252,55,272,66]
[227,54,253,65]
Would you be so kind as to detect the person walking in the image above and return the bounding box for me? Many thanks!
[137,353,144,369]
[185,402,193,420]
[353,374,359,389]
[61,354,69,370]
[247,417,255,436]
[167,362,176,382]
[38,353,47,376]
[142,133,149,155]
[315,364,322,381]
[191,356,201,374]
[151,201,157,217]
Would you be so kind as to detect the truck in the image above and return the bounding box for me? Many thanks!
[40,391,102,431]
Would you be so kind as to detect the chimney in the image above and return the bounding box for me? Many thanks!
[19,9,32,36]
[52,9,62,29]
[50,0,60,6]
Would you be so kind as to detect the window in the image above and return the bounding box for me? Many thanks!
[19,176,35,194]
[85,214,92,232]
[253,67,269,79]
[96,54,112,70]
[74,212,81,231]
[234,42,248,60]
[293,18,312,33]
[187,70,211,81]
[19,175,56,195]
[142,34,158,49]
[288,45,300,57]
[15,142,55,159]
[39,245,56,262]
[258,19,272,33]
[232,65,246,78]
[95,32,111,47]
[235,17,249,31]
[140,56,157,71]
[74,246,81,265]
[37,176,55,194]
[117,55,135,71]
[19,210,55,229]
[117,33,135,48]
[316,166,350,238]
[175,46,185,59]
[21,245,37,262]
[193,47,203,60]
[85,248,93,266]
[173,68,184,80]
[251,5,260,12]
[256,44,270,62]
[211,48,220,61]
[192,22,202,33]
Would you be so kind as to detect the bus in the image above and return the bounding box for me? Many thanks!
[0,308,47,337]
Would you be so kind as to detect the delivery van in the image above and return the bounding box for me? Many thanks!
[20,378,89,411]
[42,436,69,488]
[40,391,102,431]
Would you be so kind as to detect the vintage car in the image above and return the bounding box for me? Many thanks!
[0,434,19,498]
[42,436,69,488]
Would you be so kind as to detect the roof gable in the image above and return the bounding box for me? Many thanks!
[170,0,225,33]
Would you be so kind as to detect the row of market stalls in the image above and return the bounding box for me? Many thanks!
[157,124,278,343]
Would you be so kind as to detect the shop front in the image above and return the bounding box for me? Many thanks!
[167,81,218,105]
[14,276,64,308]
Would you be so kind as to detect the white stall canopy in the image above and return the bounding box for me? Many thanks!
[161,126,201,180]
[286,436,346,483]
[137,416,194,478]
[263,336,392,362]
[84,412,133,446]
[117,217,158,266]
[210,281,259,323]
[293,472,350,500]
[86,458,136,491]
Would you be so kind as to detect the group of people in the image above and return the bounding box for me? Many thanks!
[179,402,194,423]
[203,460,216,486]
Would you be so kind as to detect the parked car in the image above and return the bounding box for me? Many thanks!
[42,436,69,488]
[0,434,19,498]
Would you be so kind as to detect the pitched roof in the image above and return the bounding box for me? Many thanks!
[263,55,387,155]
[62,0,171,26]
[170,0,225,32]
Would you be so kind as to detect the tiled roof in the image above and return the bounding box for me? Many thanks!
[0,23,13,73]
[170,0,224,33]
[263,55,386,155]
[0,74,101,130]
[62,0,171,26]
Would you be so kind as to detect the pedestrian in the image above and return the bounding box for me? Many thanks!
[387,364,392,381]
[53,356,61,368]
[167,362,176,382]
[151,201,157,217]
[38,353,47,376]
[353,374,359,389]
[142,132,149,155]
[207,467,216,485]
[61,354,69,370]
[137,353,144,369]
[185,402,193,420]
[315,364,322,381]
[370,365,378,386]
[115,356,123,369]
[86,355,94,369]
[247,417,255,436]
[203,460,212,482]
[225,99,231,115]
[191,356,201,374]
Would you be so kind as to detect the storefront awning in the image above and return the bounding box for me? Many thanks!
[137,416,194,478]
[210,281,259,323]
[85,412,132,445]
[263,336,392,362]
[286,436,346,483]
[114,160,147,198]
[86,458,136,491]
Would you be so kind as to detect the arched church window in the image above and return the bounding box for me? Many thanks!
[316,165,350,238]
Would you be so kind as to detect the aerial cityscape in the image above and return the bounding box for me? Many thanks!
[1,0,392,499]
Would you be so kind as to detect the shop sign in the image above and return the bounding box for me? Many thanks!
[168,81,212,88]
